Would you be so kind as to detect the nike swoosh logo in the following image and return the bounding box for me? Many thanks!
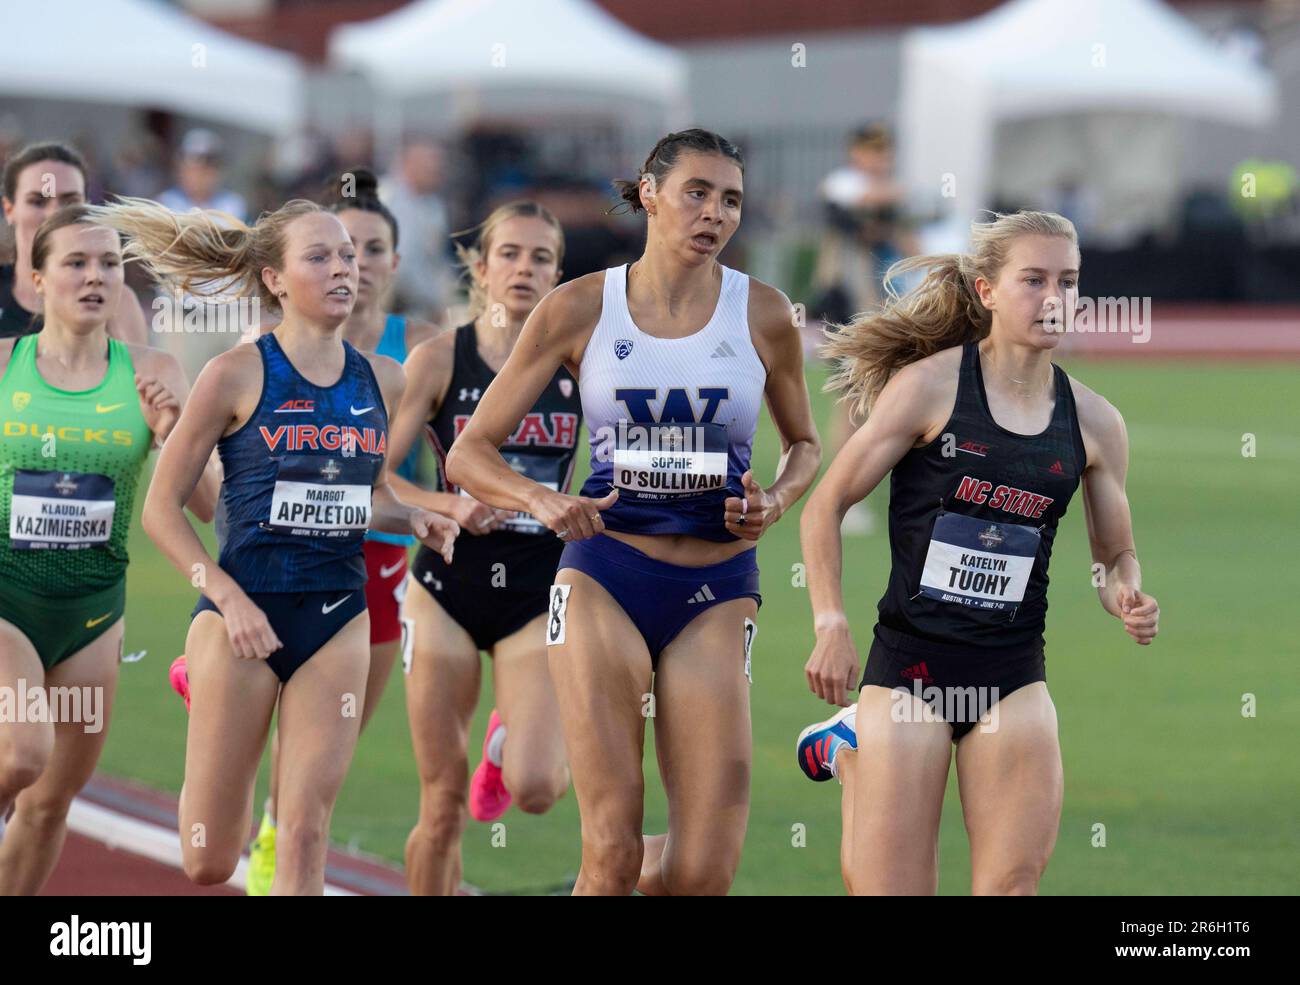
[321,593,353,615]
[350,405,374,416]
[378,560,405,579]
[85,612,113,628]
[96,403,126,414]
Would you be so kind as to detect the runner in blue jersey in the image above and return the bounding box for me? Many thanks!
[447,130,822,895]
[92,196,458,895]
[235,168,439,894]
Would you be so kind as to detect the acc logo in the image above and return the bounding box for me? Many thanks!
[11,390,30,412]
[275,399,315,413]
[558,378,573,398]
[614,339,634,360]
[977,525,1005,549]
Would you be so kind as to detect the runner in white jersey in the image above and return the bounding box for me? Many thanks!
[447,129,821,895]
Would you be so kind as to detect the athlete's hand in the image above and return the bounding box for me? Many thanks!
[805,619,860,706]
[532,488,618,543]
[1117,584,1159,645]
[453,495,514,536]
[221,592,283,661]
[135,373,182,444]
[724,471,779,541]
[412,510,459,564]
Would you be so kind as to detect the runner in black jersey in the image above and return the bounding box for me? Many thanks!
[384,202,580,895]
[798,211,1159,895]
[2,142,148,342]
[90,196,457,895]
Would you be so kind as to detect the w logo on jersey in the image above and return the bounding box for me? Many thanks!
[615,387,729,424]
[614,339,634,360]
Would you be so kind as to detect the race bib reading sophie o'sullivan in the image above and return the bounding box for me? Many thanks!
[612,422,728,498]
[9,469,115,549]
[918,511,1040,611]
[268,454,377,538]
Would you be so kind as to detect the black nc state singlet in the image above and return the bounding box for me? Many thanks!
[877,342,1088,648]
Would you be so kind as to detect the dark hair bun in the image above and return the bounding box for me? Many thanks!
[323,166,381,206]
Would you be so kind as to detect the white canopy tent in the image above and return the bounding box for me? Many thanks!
[329,0,689,146]
[899,0,1279,240]
[0,0,304,135]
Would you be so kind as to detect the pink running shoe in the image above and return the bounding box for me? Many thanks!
[468,710,510,822]
[169,655,191,713]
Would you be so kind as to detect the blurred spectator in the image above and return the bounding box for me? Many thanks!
[158,128,247,221]
[110,131,167,200]
[810,124,916,327]
[1044,175,1100,244]
[380,138,451,322]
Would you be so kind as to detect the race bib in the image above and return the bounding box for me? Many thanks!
[918,511,1040,611]
[612,422,729,499]
[9,469,116,550]
[462,451,564,534]
[267,455,377,538]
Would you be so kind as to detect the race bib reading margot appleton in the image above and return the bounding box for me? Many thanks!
[268,455,377,538]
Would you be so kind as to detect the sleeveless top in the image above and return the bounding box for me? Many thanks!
[425,321,581,571]
[0,335,152,594]
[576,263,766,542]
[877,342,1088,648]
[366,313,418,547]
[216,333,388,592]
[0,265,44,339]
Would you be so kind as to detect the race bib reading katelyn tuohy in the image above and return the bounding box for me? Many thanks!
[918,511,1040,611]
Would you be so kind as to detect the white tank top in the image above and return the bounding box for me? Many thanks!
[576,262,767,542]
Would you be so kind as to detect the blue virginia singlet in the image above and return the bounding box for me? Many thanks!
[217,332,388,592]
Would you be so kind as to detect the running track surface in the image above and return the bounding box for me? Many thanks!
[45,307,1299,896]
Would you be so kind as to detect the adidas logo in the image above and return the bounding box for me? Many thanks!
[1048,460,1064,475]
[710,340,737,358]
[686,584,717,604]
[900,661,933,684]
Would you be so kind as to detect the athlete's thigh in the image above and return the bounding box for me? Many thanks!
[848,684,953,894]
[180,611,279,849]
[548,568,652,835]
[360,639,400,729]
[0,618,52,779]
[17,620,123,809]
[275,610,371,813]
[403,581,481,786]
[651,598,756,862]
[954,682,1063,891]
[491,613,566,782]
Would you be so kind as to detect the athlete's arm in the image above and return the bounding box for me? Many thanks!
[1075,383,1159,645]
[107,287,149,345]
[446,277,617,541]
[383,332,506,532]
[129,345,218,523]
[801,355,954,704]
[140,348,282,661]
[365,352,457,561]
[724,281,822,541]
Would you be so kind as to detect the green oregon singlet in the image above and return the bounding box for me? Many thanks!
[0,334,152,596]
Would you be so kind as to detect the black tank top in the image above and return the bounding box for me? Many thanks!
[0,265,43,339]
[877,342,1087,648]
[425,322,582,569]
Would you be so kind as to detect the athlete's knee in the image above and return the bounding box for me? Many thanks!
[973,860,1046,896]
[183,846,240,886]
[0,734,53,797]
[504,766,566,815]
[414,783,467,844]
[661,851,739,897]
[580,830,643,893]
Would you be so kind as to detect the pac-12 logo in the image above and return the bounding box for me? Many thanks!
[614,339,633,360]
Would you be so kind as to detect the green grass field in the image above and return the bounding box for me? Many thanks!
[97,359,1300,894]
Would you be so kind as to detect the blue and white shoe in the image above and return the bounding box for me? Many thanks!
[796,704,858,782]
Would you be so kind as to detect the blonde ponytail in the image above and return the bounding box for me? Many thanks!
[85,197,324,312]
[824,210,1078,418]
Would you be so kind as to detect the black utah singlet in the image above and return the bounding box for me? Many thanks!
[877,342,1088,649]
[425,322,582,575]
[0,265,43,339]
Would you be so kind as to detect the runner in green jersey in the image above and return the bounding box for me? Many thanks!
[0,205,217,895]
